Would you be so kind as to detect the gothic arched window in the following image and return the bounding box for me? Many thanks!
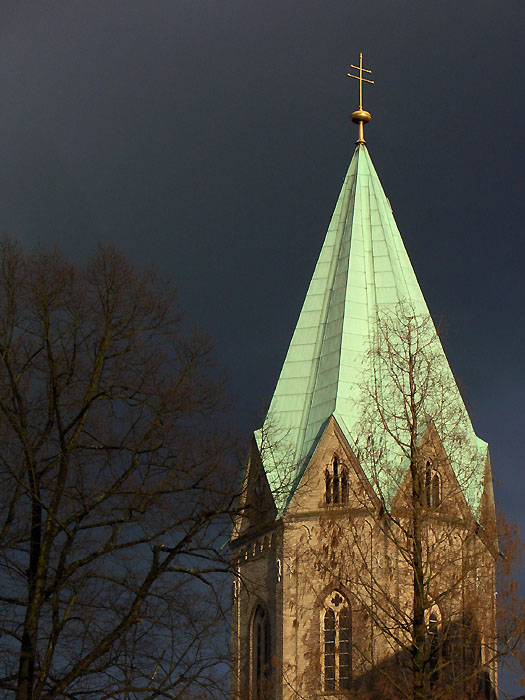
[251,605,271,698]
[461,615,488,698]
[425,460,441,509]
[325,468,332,505]
[253,472,266,513]
[322,592,351,692]
[325,456,349,506]
[428,612,440,689]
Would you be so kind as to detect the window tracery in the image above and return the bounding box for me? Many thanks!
[322,591,351,692]
[325,455,349,505]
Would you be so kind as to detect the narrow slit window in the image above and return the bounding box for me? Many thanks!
[323,609,336,692]
[325,456,348,505]
[431,472,441,508]
[339,606,351,689]
[341,469,348,504]
[325,468,332,505]
[333,457,340,504]
[425,461,432,507]
[425,460,441,509]
[251,606,271,698]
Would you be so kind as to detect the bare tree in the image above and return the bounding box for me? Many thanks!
[494,515,525,699]
[0,237,236,700]
[356,302,495,698]
[290,302,523,700]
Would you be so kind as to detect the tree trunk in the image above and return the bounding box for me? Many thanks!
[16,468,42,700]
[411,448,427,700]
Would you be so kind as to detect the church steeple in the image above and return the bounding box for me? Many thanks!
[255,124,487,517]
[232,86,497,700]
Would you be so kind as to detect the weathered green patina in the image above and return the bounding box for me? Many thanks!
[255,144,487,516]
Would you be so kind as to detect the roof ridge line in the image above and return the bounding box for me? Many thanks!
[292,152,360,469]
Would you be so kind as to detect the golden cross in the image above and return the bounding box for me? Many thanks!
[347,53,374,109]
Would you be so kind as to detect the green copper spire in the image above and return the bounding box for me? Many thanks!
[255,144,487,515]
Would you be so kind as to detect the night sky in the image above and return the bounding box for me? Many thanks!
[0,1,523,694]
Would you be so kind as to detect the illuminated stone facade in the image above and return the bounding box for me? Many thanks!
[231,143,497,699]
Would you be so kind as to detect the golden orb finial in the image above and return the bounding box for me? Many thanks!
[347,53,374,145]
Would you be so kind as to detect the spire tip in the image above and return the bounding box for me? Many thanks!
[347,53,374,145]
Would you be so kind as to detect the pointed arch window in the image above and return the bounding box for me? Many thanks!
[251,605,271,698]
[428,611,440,689]
[254,472,266,513]
[425,460,441,509]
[461,615,490,698]
[325,456,349,506]
[322,592,351,692]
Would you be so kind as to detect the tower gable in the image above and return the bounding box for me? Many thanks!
[286,415,378,516]
[232,436,277,542]
[390,421,473,522]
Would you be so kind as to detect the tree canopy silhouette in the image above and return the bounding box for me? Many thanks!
[0,238,235,700]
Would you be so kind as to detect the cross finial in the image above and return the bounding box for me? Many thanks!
[347,53,374,145]
[348,52,374,110]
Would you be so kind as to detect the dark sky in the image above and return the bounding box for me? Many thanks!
[0,1,523,693]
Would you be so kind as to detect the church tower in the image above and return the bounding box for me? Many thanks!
[231,58,498,700]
